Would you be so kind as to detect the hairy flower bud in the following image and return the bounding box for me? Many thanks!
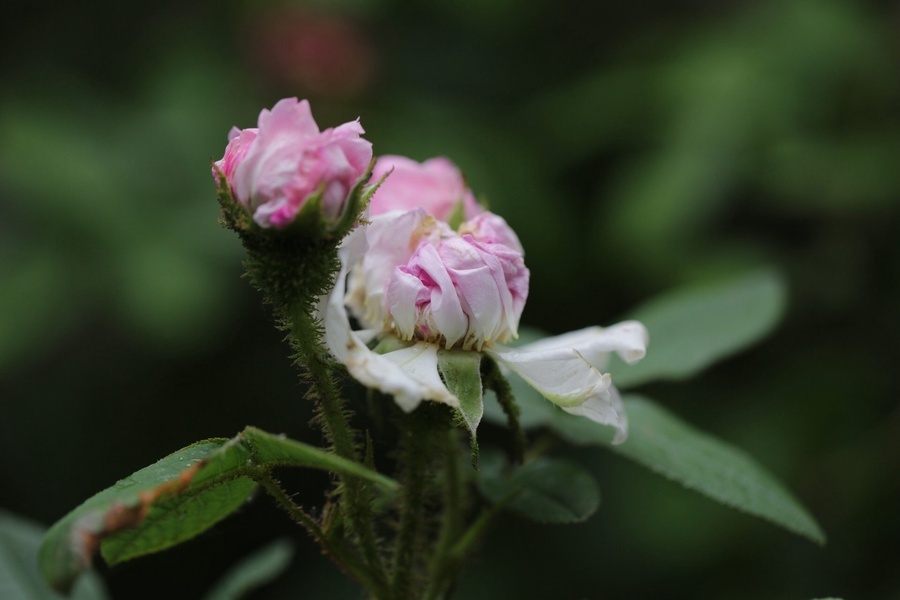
[213,97,372,229]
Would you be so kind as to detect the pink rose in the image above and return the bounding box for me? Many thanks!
[347,208,528,351]
[369,156,483,222]
[213,97,372,229]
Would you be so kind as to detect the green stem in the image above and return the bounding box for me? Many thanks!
[255,471,389,597]
[288,303,389,594]
[482,357,526,463]
[423,429,465,600]
[288,303,356,458]
[391,406,445,599]
[447,500,507,563]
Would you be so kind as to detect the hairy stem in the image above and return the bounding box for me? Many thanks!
[391,405,447,599]
[482,357,526,463]
[423,429,466,600]
[255,471,389,597]
[288,303,389,594]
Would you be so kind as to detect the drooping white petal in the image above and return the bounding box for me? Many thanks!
[485,345,612,409]
[562,384,629,444]
[514,320,648,368]
[486,323,646,443]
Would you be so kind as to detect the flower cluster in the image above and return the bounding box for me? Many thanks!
[214,99,648,442]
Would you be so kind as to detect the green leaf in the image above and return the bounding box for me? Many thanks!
[607,269,786,388]
[40,427,398,593]
[99,475,257,566]
[0,510,109,600]
[203,539,294,600]
[240,427,399,491]
[605,396,825,544]
[437,349,484,436]
[39,439,249,593]
[478,457,600,524]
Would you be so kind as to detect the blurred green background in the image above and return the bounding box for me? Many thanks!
[2,0,898,598]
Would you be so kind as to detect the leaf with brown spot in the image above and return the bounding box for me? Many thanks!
[39,428,398,594]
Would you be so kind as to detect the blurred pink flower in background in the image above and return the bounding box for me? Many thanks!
[249,10,376,98]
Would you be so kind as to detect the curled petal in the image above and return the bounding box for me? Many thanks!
[399,242,469,348]
[486,322,647,443]
[386,268,426,340]
[485,345,612,409]
[561,384,629,444]
[513,320,648,368]
[458,212,524,254]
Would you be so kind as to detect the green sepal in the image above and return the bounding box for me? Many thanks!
[214,166,253,234]
[39,427,398,594]
[437,349,484,467]
[327,158,385,240]
[446,198,466,231]
[371,333,415,354]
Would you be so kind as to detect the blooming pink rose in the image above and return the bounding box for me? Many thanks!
[213,97,372,228]
[368,156,483,222]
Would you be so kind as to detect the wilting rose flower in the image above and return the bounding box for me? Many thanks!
[323,201,648,442]
[213,97,372,229]
[369,156,483,222]
[347,208,527,352]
